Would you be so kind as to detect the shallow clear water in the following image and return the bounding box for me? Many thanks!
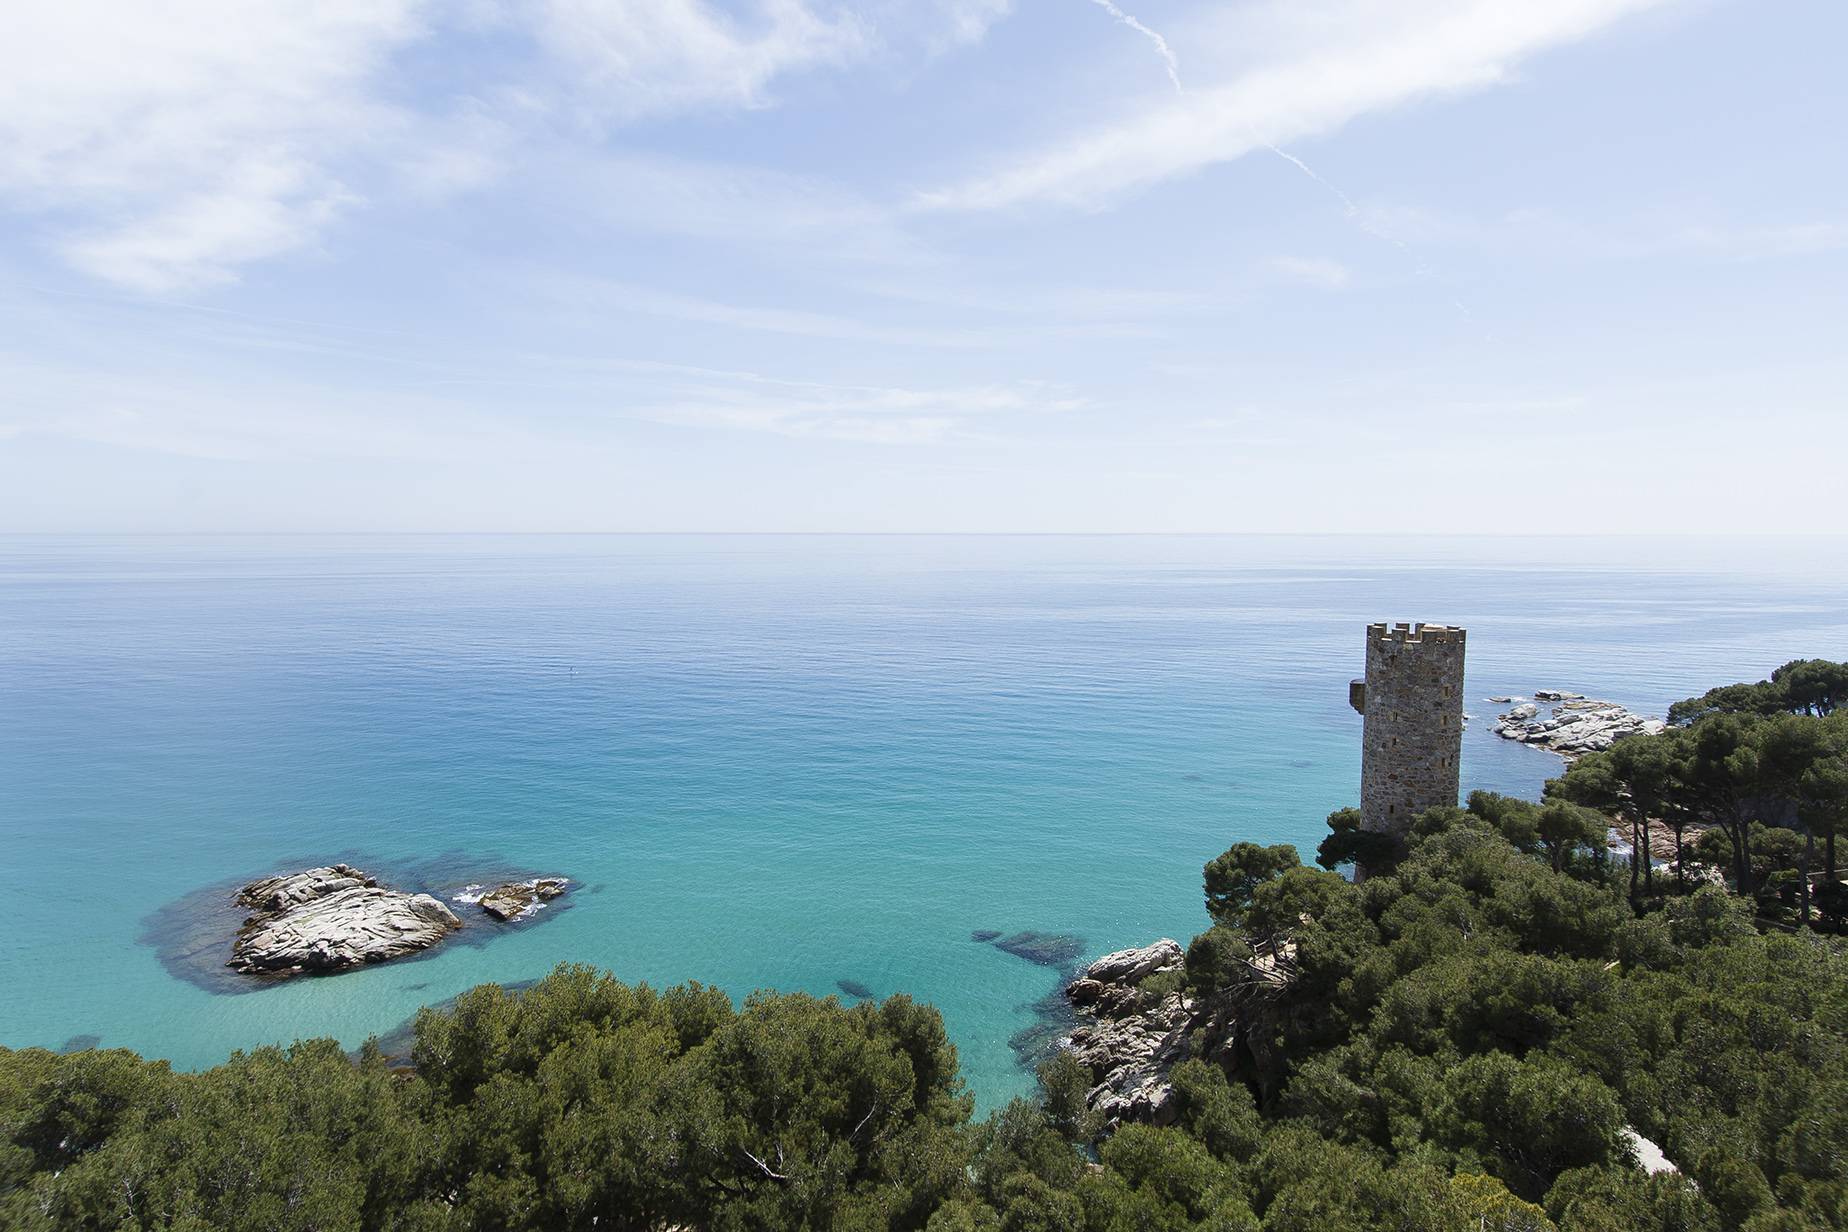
[3,534,1846,1107]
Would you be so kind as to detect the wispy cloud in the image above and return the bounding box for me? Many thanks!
[635,378,1085,444]
[535,0,870,119]
[547,151,933,268]
[1264,255,1351,289]
[933,0,1015,48]
[1083,0,1183,93]
[1359,205,1848,263]
[0,0,971,292]
[0,1,426,291]
[531,274,993,347]
[924,0,1676,211]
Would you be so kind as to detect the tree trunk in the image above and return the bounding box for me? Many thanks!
[1829,828,1838,883]
[1641,815,1655,895]
[1672,821,1687,891]
[1628,819,1640,900]
[1801,827,1815,927]
[1729,818,1753,897]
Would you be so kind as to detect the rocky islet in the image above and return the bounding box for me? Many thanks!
[1491,692,1666,762]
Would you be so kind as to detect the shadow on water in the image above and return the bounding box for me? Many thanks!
[139,849,577,996]
[971,928,1088,1074]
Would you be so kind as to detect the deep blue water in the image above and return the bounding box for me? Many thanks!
[3,534,1846,1107]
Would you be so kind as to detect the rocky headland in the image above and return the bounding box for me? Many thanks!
[227,865,571,980]
[1060,936,1299,1129]
[1491,691,1665,762]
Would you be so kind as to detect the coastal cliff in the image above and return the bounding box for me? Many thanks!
[1060,934,1300,1129]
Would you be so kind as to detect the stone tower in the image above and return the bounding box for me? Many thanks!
[1348,622,1466,835]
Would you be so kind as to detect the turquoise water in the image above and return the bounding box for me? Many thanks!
[4,534,1847,1108]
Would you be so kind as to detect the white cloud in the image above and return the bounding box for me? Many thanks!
[0,0,929,291]
[535,0,870,118]
[637,378,1083,443]
[1357,205,1848,263]
[1662,221,1848,261]
[551,151,931,267]
[923,0,1674,211]
[60,160,356,294]
[533,275,992,347]
[1265,255,1351,289]
[933,0,1014,48]
[0,1,426,292]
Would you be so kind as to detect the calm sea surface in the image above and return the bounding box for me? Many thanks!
[4,535,1846,1106]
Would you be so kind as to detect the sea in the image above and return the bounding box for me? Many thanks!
[4,534,1846,1109]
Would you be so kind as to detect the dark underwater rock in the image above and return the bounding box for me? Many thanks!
[836,979,873,1001]
[992,931,1085,970]
[970,929,1002,943]
[1009,985,1078,1072]
[59,1034,102,1054]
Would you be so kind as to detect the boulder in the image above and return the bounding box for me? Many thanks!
[475,877,570,922]
[1082,939,1182,986]
[229,867,462,978]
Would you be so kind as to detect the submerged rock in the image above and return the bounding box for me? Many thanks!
[836,979,874,1001]
[228,866,462,979]
[474,877,570,921]
[970,929,1002,943]
[992,931,1085,969]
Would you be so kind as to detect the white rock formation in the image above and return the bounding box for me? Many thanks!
[1494,696,1665,762]
[229,865,462,978]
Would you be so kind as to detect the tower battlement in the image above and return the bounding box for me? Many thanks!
[1368,621,1466,647]
[1353,620,1466,840]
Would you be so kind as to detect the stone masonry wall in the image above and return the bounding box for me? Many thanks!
[1356,622,1466,835]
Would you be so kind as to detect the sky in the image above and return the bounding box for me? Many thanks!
[1,0,1844,533]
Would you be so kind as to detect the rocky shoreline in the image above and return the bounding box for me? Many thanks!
[1059,936,1299,1129]
[1490,690,1664,762]
[228,865,569,980]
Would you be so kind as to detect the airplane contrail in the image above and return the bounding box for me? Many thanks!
[1085,0,1183,93]
[1077,0,1356,209]
[1078,0,1477,321]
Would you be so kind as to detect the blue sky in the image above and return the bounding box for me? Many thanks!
[1,0,1843,532]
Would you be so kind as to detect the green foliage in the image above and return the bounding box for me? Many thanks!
[1203,842,1300,927]
[2,967,973,1231]
[1315,807,1403,875]
[7,665,1848,1231]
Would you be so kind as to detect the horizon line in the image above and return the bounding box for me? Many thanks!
[5,531,1848,540]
